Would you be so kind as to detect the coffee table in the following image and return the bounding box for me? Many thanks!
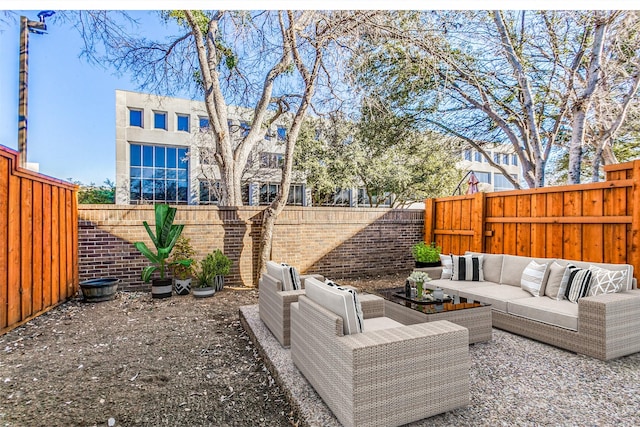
[377,287,492,344]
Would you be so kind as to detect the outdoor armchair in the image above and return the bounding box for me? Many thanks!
[290,289,470,427]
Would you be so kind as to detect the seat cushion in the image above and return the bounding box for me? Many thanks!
[304,277,363,335]
[507,297,578,331]
[266,261,301,291]
[459,284,532,312]
[424,278,495,297]
[363,316,404,332]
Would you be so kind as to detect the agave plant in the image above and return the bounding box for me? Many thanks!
[134,204,191,282]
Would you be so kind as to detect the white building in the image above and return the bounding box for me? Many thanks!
[115,90,307,206]
[459,145,520,192]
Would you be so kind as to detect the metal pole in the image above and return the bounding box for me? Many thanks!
[18,16,28,168]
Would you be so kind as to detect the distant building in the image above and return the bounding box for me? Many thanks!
[459,144,520,192]
[114,90,307,206]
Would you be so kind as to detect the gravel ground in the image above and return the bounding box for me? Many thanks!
[2,273,640,427]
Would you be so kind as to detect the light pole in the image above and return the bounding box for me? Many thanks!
[18,10,55,169]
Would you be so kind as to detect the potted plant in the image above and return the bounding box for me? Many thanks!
[134,203,192,299]
[192,252,217,298]
[170,236,197,295]
[210,249,232,292]
[411,241,442,268]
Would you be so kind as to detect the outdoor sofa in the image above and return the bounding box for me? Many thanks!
[290,277,470,427]
[420,252,640,360]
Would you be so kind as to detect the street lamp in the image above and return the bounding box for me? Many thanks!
[18,10,55,168]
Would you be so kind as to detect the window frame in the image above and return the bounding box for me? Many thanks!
[153,111,168,130]
[129,108,143,128]
[176,114,190,132]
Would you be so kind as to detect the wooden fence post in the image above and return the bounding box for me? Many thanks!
[424,198,435,244]
[630,160,640,283]
[471,192,486,253]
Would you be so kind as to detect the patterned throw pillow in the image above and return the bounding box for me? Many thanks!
[554,264,577,301]
[564,267,593,303]
[282,263,301,291]
[440,254,453,279]
[588,266,627,296]
[451,254,484,281]
[521,260,548,297]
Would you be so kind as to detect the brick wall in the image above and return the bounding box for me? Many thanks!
[78,205,424,291]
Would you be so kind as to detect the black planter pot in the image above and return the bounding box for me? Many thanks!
[80,278,120,302]
[414,261,442,268]
[151,278,173,299]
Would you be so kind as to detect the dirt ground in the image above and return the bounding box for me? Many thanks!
[0,274,406,427]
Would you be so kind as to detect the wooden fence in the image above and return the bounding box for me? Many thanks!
[424,160,640,281]
[0,145,78,335]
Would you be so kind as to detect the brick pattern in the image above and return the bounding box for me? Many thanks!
[78,205,424,291]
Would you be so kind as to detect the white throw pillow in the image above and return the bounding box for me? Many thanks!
[521,260,548,297]
[588,265,627,296]
[451,254,484,281]
[305,278,363,335]
[440,254,453,279]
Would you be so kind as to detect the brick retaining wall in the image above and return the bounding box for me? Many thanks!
[78,205,424,291]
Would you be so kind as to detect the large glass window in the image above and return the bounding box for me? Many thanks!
[154,111,167,130]
[129,143,189,204]
[288,184,304,206]
[177,114,190,132]
[474,151,482,162]
[258,182,304,206]
[512,154,518,166]
[474,171,491,184]
[129,109,143,127]
[494,173,515,191]
[464,149,472,161]
[333,188,351,206]
[493,152,500,164]
[503,154,510,165]
[357,188,393,207]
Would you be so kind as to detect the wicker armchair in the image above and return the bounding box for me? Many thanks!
[291,294,470,427]
[258,267,323,348]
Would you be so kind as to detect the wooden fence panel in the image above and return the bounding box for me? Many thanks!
[0,146,77,336]
[425,160,640,282]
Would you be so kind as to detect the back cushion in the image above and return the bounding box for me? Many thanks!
[565,267,593,303]
[557,259,634,291]
[266,261,301,291]
[520,260,549,297]
[466,252,503,283]
[544,261,568,299]
[305,278,363,335]
[500,255,550,287]
[440,254,453,279]
[451,254,484,281]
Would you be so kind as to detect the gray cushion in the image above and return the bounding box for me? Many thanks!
[305,277,363,335]
[424,278,495,297]
[507,297,578,331]
[544,261,567,300]
[459,284,532,312]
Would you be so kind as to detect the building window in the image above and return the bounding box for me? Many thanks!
[474,171,491,184]
[154,111,167,130]
[288,184,304,206]
[276,126,287,141]
[240,121,251,137]
[258,182,304,205]
[493,152,500,164]
[129,143,188,204]
[512,154,518,166]
[464,149,472,161]
[199,116,210,131]
[503,153,509,165]
[259,183,279,205]
[494,173,515,191]
[474,151,482,162]
[177,114,190,132]
[199,180,220,204]
[357,188,392,207]
[129,109,143,127]
[260,152,284,169]
[333,188,351,206]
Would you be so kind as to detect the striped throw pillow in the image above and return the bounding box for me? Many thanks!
[451,254,484,281]
[521,260,548,297]
[564,268,593,303]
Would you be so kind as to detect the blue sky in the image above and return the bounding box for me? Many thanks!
[0,10,190,185]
